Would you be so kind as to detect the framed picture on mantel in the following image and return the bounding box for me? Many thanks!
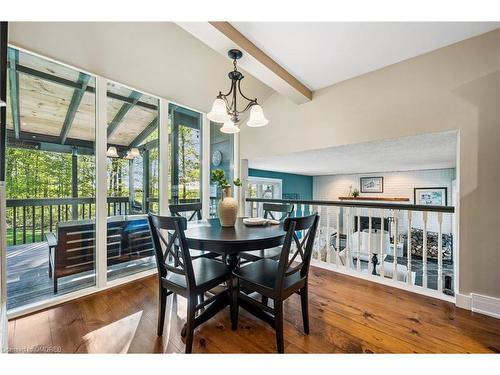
[414,187,448,206]
[360,177,383,193]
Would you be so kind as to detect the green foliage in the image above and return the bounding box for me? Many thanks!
[6,148,72,199]
[177,126,201,199]
[211,169,229,188]
[211,169,241,189]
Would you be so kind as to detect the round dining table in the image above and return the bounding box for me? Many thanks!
[179,217,287,336]
[184,217,286,267]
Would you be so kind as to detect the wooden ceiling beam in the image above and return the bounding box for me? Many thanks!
[60,72,91,144]
[128,117,158,148]
[107,91,142,138]
[7,48,20,139]
[15,63,157,110]
[6,128,127,154]
[177,22,312,104]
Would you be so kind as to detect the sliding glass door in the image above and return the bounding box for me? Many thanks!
[105,81,159,281]
[169,104,202,206]
[1,46,207,315]
[0,21,9,351]
[4,47,96,310]
[209,122,235,218]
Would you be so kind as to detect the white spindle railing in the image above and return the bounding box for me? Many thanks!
[245,198,455,301]
[422,211,428,289]
[356,211,361,272]
[335,206,341,266]
[380,208,385,278]
[325,206,331,263]
[437,212,443,293]
[368,208,372,274]
[407,210,412,285]
[345,207,351,269]
[392,210,399,281]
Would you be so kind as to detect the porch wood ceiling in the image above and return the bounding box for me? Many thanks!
[6,47,159,151]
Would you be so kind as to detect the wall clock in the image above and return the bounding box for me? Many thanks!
[212,150,223,166]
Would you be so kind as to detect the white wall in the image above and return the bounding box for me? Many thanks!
[240,29,500,299]
[314,168,455,203]
[313,168,455,233]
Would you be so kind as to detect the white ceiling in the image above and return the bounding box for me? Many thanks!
[248,131,457,176]
[231,22,500,91]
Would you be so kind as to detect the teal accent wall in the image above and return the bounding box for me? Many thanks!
[248,168,313,200]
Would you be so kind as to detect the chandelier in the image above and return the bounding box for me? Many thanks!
[207,49,268,134]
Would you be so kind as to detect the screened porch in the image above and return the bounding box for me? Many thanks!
[4,46,206,310]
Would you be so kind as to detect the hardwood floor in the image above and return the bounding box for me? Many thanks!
[7,267,500,353]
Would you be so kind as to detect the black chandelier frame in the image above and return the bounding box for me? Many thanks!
[216,49,259,123]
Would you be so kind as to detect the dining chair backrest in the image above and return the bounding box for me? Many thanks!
[169,202,203,221]
[276,213,319,291]
[148,213,196,290]
[263,203,294,222]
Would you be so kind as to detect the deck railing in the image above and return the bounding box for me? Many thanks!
[246,198,456,300]
[5,197,131,245]
[5,196,199,246]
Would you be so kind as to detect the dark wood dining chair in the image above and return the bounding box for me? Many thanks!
[232,213,319,353]
[148,213,235,353]
[169,202,219,260]
[240,203,294,262]
[169,202,202,221]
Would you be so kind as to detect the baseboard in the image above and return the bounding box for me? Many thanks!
[471,293,500,319]
[455,293,472,310]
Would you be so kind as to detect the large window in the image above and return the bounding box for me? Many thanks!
[209,122,234,218]
[1,47,206,315]
[247,176,282,217]
[5,47,96,310]
[169,104,202,204]
[106,81,159,281]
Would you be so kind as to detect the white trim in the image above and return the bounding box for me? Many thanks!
[471,293,500,319]
[7,268,157,320]
[3,45,211,318]
[311,259,455,303]
[201,114,210,219]
[159,99,170,216]
[8,43,208,115]
[247,176,283,198]
[233,131,240,213]
[176,22,311,105]
[0,183,8,352]
[95,76,108,289]
[106,268,157,289]
[239,159,249,216]
[8,43,97,80]
[454,129,461,301]
[456,292,472,310]
[248,176,283,185]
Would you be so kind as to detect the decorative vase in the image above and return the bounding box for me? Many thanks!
[218,187,238,227]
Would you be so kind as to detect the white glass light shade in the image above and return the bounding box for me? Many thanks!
[106,146,119,158]
[124,152,134,160]
[129,148,140,157]
[220,121,240,134]
[0,100,6,108]
[207,98,231,123]
[246,104,268,127]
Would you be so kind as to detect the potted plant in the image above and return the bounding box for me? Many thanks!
[211,169,242,227]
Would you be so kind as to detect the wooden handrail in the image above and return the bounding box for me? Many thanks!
[6,196,129,207]
[245,197,455,213]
